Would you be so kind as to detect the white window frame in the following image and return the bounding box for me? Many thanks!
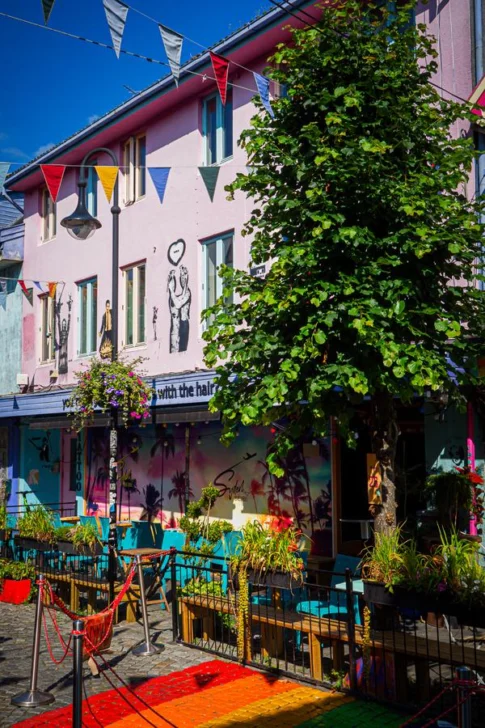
[86,162,98,217]
[39,293,55,363]
[122,262,146,347]
[201,232,234,328]
[41,188,56,241]
[202,90,233,166]
[122,134,146,204]
[77,277,97,357]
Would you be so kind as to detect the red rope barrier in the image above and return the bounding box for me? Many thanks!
[399,677,485,728]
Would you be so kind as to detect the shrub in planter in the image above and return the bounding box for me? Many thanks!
[69,522,103,555]
[16,507,56,549]
[0,559,35,604]
[179,485,233,567]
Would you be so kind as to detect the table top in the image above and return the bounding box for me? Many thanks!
[116,522,132,528]
[60,516,80,523]
[334,579,364,594]
[119,548,165,557]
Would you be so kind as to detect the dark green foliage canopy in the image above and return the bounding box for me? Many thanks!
[203,1,485,475]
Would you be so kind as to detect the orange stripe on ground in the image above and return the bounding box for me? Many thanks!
[108,673,301,728]
[198,687,353,728]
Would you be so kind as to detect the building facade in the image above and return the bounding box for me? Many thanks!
[1,0,483,554]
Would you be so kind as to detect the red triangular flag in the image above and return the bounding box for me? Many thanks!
[210,52,230,105]
[40,164,66,203]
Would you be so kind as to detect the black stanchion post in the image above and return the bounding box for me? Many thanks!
[456,666,472,728]
[132,554,163,656]
[170,549,179,642]
[11,574,55,708]
[345,568,357,692]
[72,619,84,728]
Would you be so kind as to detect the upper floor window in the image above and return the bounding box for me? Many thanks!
[41,188,56,241]
[78,277,98,356]
[123,262,146,347]
[87,163,98,217]
[39,293,55,363]
[201,232,234,322]
[202,89,233,165]
[122,135,146,204]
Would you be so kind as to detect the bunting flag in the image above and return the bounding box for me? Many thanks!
[95,165,119,203]
[149,168,171,204]
[34,281,44,292]
[253,73,274,119]
[159,25,183,86]
[103,0,129,59]
[0,162,9,193]
[40,165,66,203]
[210,52,230,105]
[41,0,55,24]
[199,166,220,202]
[18,280,33,305]
[48,282,57,299]
[0,280,6,311]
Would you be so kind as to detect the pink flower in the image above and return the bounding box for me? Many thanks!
[128,372,134,377]
[143,412,150,419]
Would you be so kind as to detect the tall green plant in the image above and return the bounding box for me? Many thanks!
[17,507,55,543]
[203,0,485,533]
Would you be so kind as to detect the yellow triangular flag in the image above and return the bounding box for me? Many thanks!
[95,166,119,203]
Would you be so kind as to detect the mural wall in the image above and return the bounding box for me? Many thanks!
[85,423,332,551]
[19,428,61,508]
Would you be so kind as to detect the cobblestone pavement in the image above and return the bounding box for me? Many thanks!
[0,601,213,728]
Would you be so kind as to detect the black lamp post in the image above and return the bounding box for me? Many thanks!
[61,148,120,602]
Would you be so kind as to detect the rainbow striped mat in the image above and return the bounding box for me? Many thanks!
[13,660,407,727]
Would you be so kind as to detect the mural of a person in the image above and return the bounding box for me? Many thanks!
[57,295,72,375]
[168,266,191,353]
[99,299,113,359]
[153,306,159,341]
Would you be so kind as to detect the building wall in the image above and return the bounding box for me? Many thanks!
[20,64,260,388]
[0,262,22,395]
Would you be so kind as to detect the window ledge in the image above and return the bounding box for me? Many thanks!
[122,195,146,210]
[122,343,147,352]
[202,155,234,169]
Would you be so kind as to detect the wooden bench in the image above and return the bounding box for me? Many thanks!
[179,593,485,702]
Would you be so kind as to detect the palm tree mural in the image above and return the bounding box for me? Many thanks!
[168,470,193,514]
[117,430,143,520]
[85,429,108,512]
[139,483,162,523]
[314,485,332,529]
[262,442,314,533]
[150,427,175,518]
[249,479,265,513]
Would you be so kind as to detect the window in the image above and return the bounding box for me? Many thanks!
[78,278,98,356]
[41,188,56,241]
[201,232,234,320]
[87,163,97,217]
[123,262,146,346]
[40,294,55,362]
[203,89,233,165]
[122,135,146,204]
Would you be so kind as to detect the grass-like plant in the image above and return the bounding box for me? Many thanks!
[69,522,102,553]
[231,517,306,582]
[17,507,55,543]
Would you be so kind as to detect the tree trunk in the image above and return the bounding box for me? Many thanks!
[371,391,400,533]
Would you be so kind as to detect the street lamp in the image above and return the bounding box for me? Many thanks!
[61,147,120,602]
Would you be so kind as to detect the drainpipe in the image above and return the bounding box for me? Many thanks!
[475,0,483,85]
[467,402,478,536]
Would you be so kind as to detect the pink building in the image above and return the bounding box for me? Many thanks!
[1,0,482,555]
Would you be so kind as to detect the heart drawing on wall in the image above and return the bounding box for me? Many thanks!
[167,239,186,266]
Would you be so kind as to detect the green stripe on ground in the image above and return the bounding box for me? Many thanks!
[295,700,408,727]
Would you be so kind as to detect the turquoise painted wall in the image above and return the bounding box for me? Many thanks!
[0,263,22,395]
[424,404,484,475]
[18,427,61,509]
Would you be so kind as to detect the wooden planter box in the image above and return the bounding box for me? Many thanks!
[14,536,54,552]
[0,578,31,604]
[363,581,485,627]
[57,540,103,556]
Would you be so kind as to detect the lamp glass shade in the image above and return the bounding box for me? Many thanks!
[61,198,102,240]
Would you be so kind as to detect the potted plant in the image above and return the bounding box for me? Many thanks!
[15,507,56,551]
[68,522,103,555]
[0,503,8,543]
[0,559,35,604]
[66,357,153,430]
[179,485,233,572]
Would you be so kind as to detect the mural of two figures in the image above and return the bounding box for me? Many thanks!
[167,239,191,353]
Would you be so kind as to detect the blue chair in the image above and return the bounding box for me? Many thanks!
[296,554,362,626]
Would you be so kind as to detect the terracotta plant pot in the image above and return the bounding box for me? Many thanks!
[0,578,31,604]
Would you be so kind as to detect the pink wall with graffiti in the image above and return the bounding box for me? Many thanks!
[85,424,332,550]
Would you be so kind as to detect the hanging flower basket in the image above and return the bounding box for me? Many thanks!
[66,357,153,430]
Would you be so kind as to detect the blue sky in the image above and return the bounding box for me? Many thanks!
[0,0,273,166]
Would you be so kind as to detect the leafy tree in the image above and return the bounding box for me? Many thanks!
[203,1,485,532]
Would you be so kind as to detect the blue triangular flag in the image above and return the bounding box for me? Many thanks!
[34,281,44,292]
[253,73,274,119]
[148,168,171,204]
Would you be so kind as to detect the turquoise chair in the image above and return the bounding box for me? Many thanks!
[296,554,362,626]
